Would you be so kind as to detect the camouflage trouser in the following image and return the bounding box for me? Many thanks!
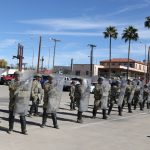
[93,99,101,110]
[70,97,76,110]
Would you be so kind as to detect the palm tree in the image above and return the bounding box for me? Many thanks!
[122,26,139,80]
[144,16,150,29]
[103,26,118,79]
[144,16,150,82]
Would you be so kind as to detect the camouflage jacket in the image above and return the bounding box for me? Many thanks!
[69,85,75,99]
[109,85,120,100]
[74,84,82,101]
[124,84,133,100]
[43,81,53,108]
[31,80,43,99]
[93,84,103,100]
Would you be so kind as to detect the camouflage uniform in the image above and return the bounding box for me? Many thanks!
[92,77,109,119]
[133,83,141,110]
[29,74,43,116]
[74,82,83,123]
[143,85,149,109]
[8,71,27,135]
[41,75,59,129]
[69,82,76,110]
[123,80,133,113]
[108,81,120,115]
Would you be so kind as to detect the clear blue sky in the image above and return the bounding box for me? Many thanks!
[0,0,150,68]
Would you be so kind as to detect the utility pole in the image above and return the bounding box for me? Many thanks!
[41,56,44,70]
[147,47,150,82]
[88,44,96,77]
[71,58,73,73]
[51,38,61,69]
[30,35,34,69]
[13,43,24,72]
[37,36,42,73]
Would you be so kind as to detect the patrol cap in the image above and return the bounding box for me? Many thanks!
[35,73,42,78]
[14,71,21,76]
[47,74,54,79]
[98,77,105,81]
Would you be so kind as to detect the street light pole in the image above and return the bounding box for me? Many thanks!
[88,44,96,77]
[51,38,61,69]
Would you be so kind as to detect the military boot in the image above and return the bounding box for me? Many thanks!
[128,103,132,113]
[102,109,107,119]
[147,102,150,109]
[108,104,113,115]
[118,106,122,116]
[7,112,14,134]
[20,116,28,135]
[34,104,39,116]
[92,109,97,119]
[51,113,59,129]
[70,102,74,111]
[77,111,83,123]
[41,109,47,128]
[139,102,143,111]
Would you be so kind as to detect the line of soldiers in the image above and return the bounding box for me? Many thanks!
[7,72,60,135]
[6,70,150,135]
[69,77,150,121]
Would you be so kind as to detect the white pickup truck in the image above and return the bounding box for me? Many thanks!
[63,76,72,91]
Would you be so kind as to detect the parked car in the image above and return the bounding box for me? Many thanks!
[0,74,15,85]
[63,76,72,91]
[90,82,97,94]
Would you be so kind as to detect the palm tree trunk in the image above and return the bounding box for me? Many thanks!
[127,40,131,80]
[109,36,112,79]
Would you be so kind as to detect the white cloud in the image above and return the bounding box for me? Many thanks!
[0,39,18,49]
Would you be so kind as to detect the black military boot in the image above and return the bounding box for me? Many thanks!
[139,102,143,111]
[41,109,47,128]
[102,109,107,119]
[92,109,97,119]
[70,102,74,111]
[28,103,35,117]
[34,104,39,116]
[108,104,113,115]
[128,103,132,113]
[20,116,28,135]
[147,102,150,109]
[118,106,122,116]
[51,113,59,129]
[77,111,83,123]
[7,112,14,134]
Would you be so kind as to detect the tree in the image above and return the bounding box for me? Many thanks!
[144,16,150,82]
[144,16,150,29]
[0,59,7,68]
[122,26,139,80]
[103,26,118,79]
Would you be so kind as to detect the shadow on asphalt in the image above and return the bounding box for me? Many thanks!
[0,126,8,133]
[0,109,9,114]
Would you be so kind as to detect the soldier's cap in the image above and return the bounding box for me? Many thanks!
[47,74,54,79]
[98,77,105,81]
[14,71,21,76]
[35,73,42,78]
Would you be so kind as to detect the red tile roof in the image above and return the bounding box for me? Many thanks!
[100,58,145,65]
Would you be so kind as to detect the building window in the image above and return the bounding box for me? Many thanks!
[86,71,89,75]
[75,70,80,75]
[139,65,141,70]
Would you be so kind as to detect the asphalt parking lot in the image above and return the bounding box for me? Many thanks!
[0,85,150,150]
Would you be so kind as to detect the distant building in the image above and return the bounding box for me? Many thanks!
[99,58,147,78]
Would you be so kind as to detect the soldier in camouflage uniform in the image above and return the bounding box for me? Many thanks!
[74,79,83,123]
[133,80,141,110]
[29,73,43,116]
[41,75,59,129]
[69,81,76,110]
[7,71,27,135]
[92,77,103,119]
[123,79,133,113]
[143,84,149,109]
[108,80,121,115]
